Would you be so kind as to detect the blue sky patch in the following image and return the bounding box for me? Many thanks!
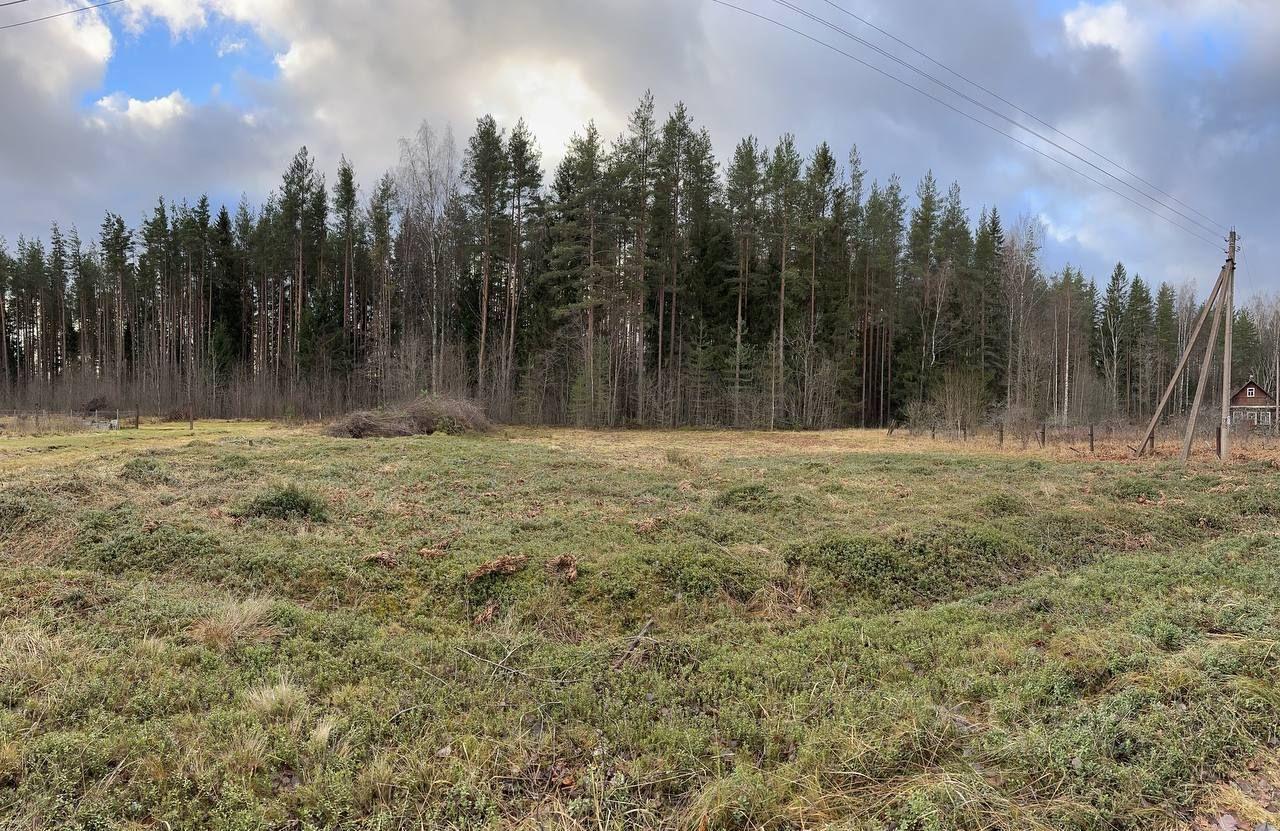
[81,11,276,110]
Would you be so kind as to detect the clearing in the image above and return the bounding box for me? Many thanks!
[2,423,1280,829]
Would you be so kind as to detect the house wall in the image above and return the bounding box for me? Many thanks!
[1229,384,1276,408]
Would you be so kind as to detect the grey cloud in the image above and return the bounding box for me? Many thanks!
[2,0,1275,294]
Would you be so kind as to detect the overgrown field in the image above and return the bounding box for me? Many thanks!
[3,423,1280,830]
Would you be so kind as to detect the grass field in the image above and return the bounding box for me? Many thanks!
[3,422,1280,829]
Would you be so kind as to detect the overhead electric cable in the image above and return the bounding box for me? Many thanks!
[815,0,1227,233]
[769,0,1224,238]
[709,0,1222,248]
[0,1,39,8]
[0,0,123,31]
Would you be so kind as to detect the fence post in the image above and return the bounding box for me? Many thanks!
[998,423,1004,447]
[961,426,967,442]
[931,425,936,441]
[1089,424,1095,453]
[1039,424,1047,448]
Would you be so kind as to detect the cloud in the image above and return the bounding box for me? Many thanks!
[93,90,190,129]
[216,36,246,57]
[1063,2,1141,61]
[120,0,208,35]
[1,0,1277,295]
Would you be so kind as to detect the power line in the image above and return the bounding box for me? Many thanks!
[0,1,38,8]
[709,0,1222,249]
[815,0,1228,234]
[769,0,1224,238]
[0,0,124,31]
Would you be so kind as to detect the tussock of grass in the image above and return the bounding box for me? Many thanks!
[665,448,702,471]
[188,597,281,652]
[244,676,305,719]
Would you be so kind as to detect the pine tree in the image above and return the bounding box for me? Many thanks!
[1099,262,1128,412]
[726,136,764,425]
[464,116,510,397]
[765,133,802,428]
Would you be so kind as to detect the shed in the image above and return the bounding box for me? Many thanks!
[1229,377,1276,426]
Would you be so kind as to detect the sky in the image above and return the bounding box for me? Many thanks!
[1,0,1275,296]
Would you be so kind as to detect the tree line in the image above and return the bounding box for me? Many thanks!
[2,92,1276,429]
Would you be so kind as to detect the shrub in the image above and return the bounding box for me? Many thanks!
[0,491,53,536]
[1232,487,1279,516]
[714,484,773,513]
[787,525,1032,604]
[237,483,327,522]
[215,453,250,472]
[1105,476,1162,502]
[120,456,173,485]
[978,491,1029,517]
[80,526,220,574]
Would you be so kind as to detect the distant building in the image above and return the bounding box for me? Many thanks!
[1228,377,1276,427]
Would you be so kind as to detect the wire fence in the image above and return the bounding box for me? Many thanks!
[890,417,1280,460]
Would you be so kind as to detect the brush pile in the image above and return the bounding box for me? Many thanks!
[326,395,492,438]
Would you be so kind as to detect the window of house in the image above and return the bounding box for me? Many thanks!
[1248,387,1256,398]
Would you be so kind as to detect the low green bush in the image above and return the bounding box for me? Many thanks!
[236,483,327,522]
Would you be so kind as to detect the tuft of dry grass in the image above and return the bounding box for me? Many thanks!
[245,676,306,719]
[221,727,270,777]
[353,752,397,810]
[188,597,281,652]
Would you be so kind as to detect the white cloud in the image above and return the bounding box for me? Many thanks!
[216,36,246,57]
[93,90,190,130]
[1063,2,1143,62]
[477,58,615,158]
[120,0,208,35]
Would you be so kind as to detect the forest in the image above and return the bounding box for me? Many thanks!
[0,93,1273,429]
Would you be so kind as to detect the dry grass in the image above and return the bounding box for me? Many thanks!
[188,597,281,652]
[512,424,1280,468]
[0,413,90,437]
[244,676,306,719]
[467,553,529,582]
[6,419,1280,828]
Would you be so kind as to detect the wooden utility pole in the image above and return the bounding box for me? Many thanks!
[1219,230,1237,461]
[1181,286,1226,463]
[1138,267,1223,455]
[1138,230,1236,463]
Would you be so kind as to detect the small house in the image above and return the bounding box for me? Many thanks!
[1229,377,1276,427]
